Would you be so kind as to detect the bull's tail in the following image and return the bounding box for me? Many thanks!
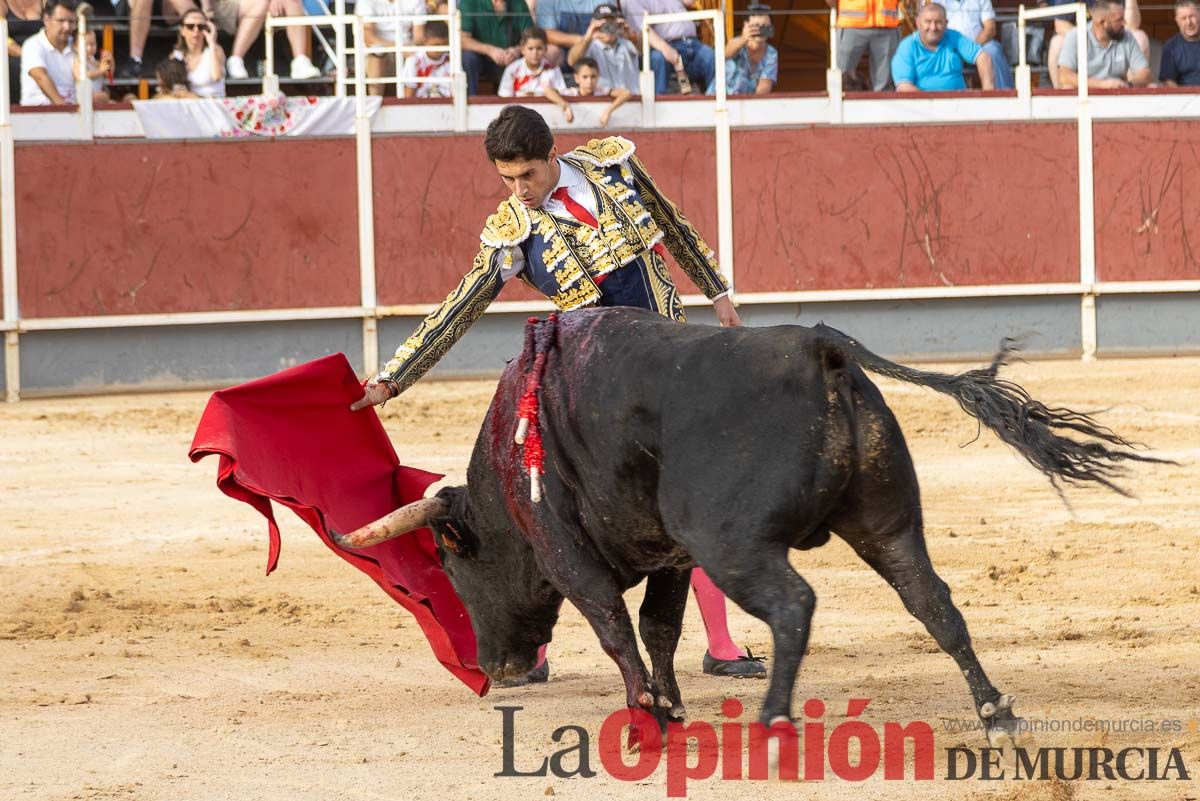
[813,323,1170,497]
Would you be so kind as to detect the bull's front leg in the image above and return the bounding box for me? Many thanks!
[638,568,691,722]
[555,568,670,728]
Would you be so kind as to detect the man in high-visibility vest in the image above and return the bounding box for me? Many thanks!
[826,0,904,90]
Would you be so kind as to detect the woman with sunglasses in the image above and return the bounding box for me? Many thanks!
[172,7,225,97]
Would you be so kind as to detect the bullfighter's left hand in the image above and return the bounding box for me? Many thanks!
[713,295,742,327]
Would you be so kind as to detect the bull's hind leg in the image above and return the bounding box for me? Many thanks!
[638,568,691,722]
[836,515,1029,748]
[684,541,816,726]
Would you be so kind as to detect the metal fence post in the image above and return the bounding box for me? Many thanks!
[1,19,20,401]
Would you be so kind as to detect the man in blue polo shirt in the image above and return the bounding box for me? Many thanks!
[892,2,995,91]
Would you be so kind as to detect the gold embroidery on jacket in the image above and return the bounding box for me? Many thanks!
[480,199,532,248]
[569,136,636,167]
[377,245,505,392]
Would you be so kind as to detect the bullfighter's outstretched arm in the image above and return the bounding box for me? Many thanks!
[625,153,730,301]
[372,246,506,396]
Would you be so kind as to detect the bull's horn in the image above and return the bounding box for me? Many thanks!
[332,497,449,549]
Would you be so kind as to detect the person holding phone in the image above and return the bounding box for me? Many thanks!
[566,3,639,93]
[722,4,778,94]
[171,8,226,97]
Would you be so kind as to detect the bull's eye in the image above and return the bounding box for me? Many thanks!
[441,523,464,554]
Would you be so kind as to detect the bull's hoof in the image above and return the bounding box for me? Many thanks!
[492,659,549,688]
[986,719,1035,751]
[981,695,1035,752]
[764,717,800,781]
[703,649,767,678]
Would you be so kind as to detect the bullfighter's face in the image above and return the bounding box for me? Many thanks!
[494,150,561,209]
[430,488,562,681]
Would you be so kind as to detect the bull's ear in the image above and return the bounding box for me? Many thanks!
[432,517,477,559]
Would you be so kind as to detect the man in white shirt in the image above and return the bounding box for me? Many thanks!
[20,0,78,106]
[941,0,1013,88]
[356,0,429,96]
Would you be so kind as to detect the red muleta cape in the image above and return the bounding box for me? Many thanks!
[188,353,490,695]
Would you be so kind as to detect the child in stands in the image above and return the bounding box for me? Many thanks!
[562,56,630,127]
[154,57,199,99]
[401,20,453,98]
[498,26,566,99]
[73,27,114,103]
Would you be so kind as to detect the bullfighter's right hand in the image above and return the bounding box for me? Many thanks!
[350,382,393,411]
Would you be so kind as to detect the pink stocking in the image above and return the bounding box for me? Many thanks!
[534,643,548,668]
[690,568,746,661]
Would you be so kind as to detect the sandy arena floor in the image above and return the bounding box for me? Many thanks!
[2,355,1199,801]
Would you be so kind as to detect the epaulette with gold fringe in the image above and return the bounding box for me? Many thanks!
[480,198,532,248]
[568,136,636,168]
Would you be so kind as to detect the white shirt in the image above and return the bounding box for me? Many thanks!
[20,30,77,106]
[400,50,451,97]
[356,0,427,46]
[498,59,567,97]
[174,48,226,98]
[941,0,995,42]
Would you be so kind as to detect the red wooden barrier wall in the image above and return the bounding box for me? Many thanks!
[731,123,1080,292]
[9,120,1197,322]
[15,138,359,318]
[1093,120,1200,282]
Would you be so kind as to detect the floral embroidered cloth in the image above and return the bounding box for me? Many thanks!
[134,94,383,139]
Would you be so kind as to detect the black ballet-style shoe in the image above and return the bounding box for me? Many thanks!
[702,648,767,678]
[492,659,550,688]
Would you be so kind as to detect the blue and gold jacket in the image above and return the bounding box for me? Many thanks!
[376,136,730,393]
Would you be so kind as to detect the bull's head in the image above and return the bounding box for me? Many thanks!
[334,486,562,682]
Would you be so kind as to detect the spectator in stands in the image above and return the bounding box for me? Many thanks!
[75,24,115,102]
[120,0,196,78]
[171,8,225,97]
[827,0,901,91]
[1161,0,1200,85]
[4,0,46,104]
[723,4,778,95]
[1057,0,1152,88]
[499,25,567,96]
[460,0,532,96]
[534,0,596,65]
[893,2,995,90]
[941,0,1013,89]
[1046,0,1148,88]
[356,0,428,95]
[223,0,322,80]
[401,18,451,96]
[623,0,715,95]
[153,55,199,96]
[566,3,639,93]
[573,55,631,124]
[20,0,77,105]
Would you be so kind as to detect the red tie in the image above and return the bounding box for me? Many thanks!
[550,186,598,228]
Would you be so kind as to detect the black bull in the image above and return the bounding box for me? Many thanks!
[340,307,1161,743]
